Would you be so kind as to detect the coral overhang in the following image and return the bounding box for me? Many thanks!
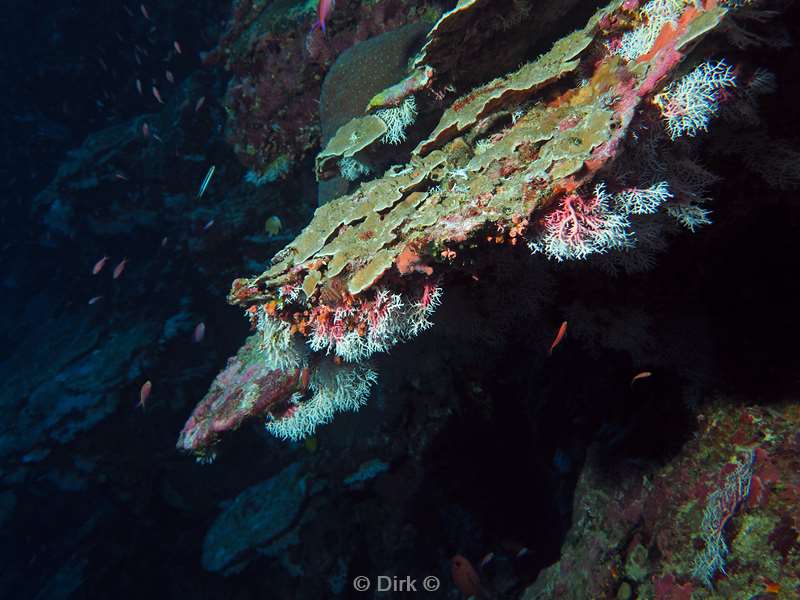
[178,0,745,459]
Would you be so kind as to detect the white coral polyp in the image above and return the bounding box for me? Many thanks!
[615,0,687,61]
[265,362,378,441]
[307,286,443,362]
[255,307,306,370]
[657,60,737,139]
[375,96,418,145]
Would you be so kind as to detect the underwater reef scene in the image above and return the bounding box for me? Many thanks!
[3,0,800,597]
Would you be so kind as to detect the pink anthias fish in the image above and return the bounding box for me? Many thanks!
[92,255,109,275]
[630,371,653,387]
[194,96,205,112]
[135,78,143,95]
[113,258,128,279]
[152,85,164,104]
[315,0,335,33]
[140,4,150,20]
[193,322,206,343]
[142,122,150,138]
[173,40,182,54]
[88,296,104,305]
[548,320,568,356]
[451,555,483,599]
[165,70,174,84]
[138,380,152,409]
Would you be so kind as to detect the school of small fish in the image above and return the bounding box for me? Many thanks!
[81,5,225,413]
[86,2,210,137]
[90,3,225,273]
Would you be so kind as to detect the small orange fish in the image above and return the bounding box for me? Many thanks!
[152,85,164,104]
[88,296,103,305]
[451,555,482,598]
[299,366,311,390]
[193,322,206,343]
[548,321,568,356]
[140,4,150,20]
[764,581,781,594]
[114,172,129,181]
[194,96,205,112]
[173,40,182,54]
[135,78,142,95]
[630,371,653,386]
[142,122,150,138]
[92,255,109,275]
[316,0,335,33]
[138,380,152,409]
[113,258,128,279]
[165,70,174,84]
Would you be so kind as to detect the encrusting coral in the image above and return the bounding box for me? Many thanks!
[212,0,438,177]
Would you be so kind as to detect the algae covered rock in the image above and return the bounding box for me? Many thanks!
[520,400,800,599]
[202,462,308,573]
